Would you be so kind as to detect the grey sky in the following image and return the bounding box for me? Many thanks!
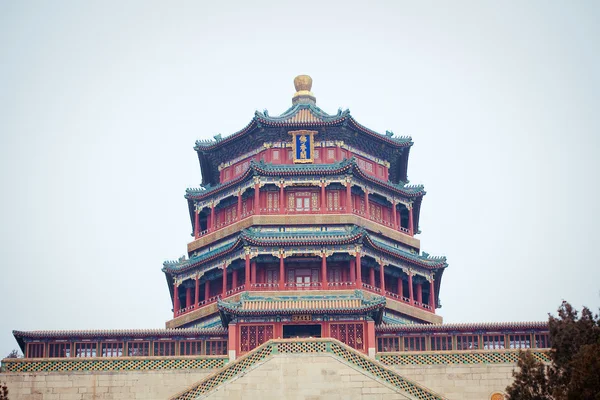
[1,1,599,356]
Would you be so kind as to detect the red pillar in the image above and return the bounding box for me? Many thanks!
[398,277,403,298]
[237,192,242,219]
[228,323,237,361]
[349,259,356,285]
[222,265,228,298]
[429,279,435,311]
[346,181,352,212]
[369,267,375,288]
[232,269,238,289]
[391,203,398,230]
[254,183,260,215]
[408,205,414,236]
[173,283,180,317]
[245,253,250,288]
[366,320,376,357]
[364,190,370,219]
[379,263,385,293]
[279,184,285,213]
[194,207,200,238]
[279,253,285,289]
[205,279,210,301]
[186,286,192,308]
[416,282,422,304]
[356,252,362,287]
[321,182,326,212]
[210,204,215,232]
[195,276,200,307]
[408,273,414,304]
[251,261,256,284]
[321,253,328,288]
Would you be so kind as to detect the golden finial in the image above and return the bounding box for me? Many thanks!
[292,75,316,105]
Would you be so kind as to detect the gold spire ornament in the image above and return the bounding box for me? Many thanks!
[292,75,316,105]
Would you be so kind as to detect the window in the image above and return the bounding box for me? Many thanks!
[430,335,453,351]
[296,196,310,211]
[154,341,176,356]
[101,342,123,357]
[403,336,426,351]
[377,336,400,352]
[330,323,364,350]
[180,340,203,356]
[456,335,479,350]
[272,149,280,160]
[127,341,149,356]
[26,343,45,358]
[240,325,272,353]
[75,342,97,357]
[48,342,70,358]
[509,334,531,349]
[483,334,506,349]
[535,333,550,349]
[327,149,335,159]
[206,340,228,355]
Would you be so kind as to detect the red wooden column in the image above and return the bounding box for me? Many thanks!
[398,276,403,298]
[379,262,385,293]
[408,204,414,236]
[391,201,398,231]
[251,261,257,285]
[237,192,242,219]
[228,323,237,361]
[366,320,376,358]
[408,272,414,305]
[416,282,422,304]
[320,182,326,212]
[210,203,215,232]
[205,279,210,301]
[232,269,238,290]
[194,276,200,307]
[173,283,180,317]
[364,190,370,219]
[349,259,356,285]
[254,181,260,215]
[356,250,363,287]
[429,278,436,312]
[279,252,285,289]
[244,252,251,288]
[345,179,352,212]
[185,286,192,308]
[194,205,200,238]
[222,264,228,298]
[369,267,375,288]
[321,252,328,288]
[279,183,285,213]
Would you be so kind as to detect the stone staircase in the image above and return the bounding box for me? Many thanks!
[170,338,447,400]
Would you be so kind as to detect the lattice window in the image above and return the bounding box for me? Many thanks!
[224,169,230,180]
[330,323,364,350]
[101,342,123,357]
[403,336,426,351]
[311,192,318,209]
[535,333,550,349]
[265,268,278,284]
[509,334,531,349]
[370,203,382,221]
[206,340,228,355]
[272,149,280,160]
[288,150,293,160]
[75,342,97,357]
[180,340,203,356]
[314,149,320,159]
[456,335,479,350]
[239,325,273,353]
[328,149,335,159]
[377,336,400,352]
[48,342,70,358]
[154,340,176,356]
[430,335,453,351]
[328,267,342,283]
[483,334,506,349]
[327,191,340,210]
[128,341,149,356]
[26,343,45,358]
[267,192,279,211]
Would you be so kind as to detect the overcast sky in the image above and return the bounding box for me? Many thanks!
[1,1,599,356]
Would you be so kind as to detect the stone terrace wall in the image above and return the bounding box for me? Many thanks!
[1,369,213,400]
[392,364,513,400]
[201,354,413,400]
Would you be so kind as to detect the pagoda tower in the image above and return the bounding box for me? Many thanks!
[162,75,448,359]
